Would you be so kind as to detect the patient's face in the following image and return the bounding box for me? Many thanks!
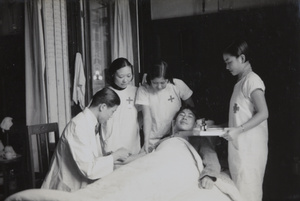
[175,109,196,131]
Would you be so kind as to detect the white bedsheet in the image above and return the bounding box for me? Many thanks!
[6,137,242,201]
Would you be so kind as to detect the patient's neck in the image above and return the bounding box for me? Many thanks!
[173,129,193,138]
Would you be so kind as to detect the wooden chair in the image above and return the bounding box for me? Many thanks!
[27,122,59,188]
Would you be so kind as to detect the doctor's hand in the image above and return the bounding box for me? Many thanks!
[111,148,131,162]
[199,176,214,189]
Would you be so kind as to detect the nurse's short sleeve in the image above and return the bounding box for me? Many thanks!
[135,85,149,106]
[243,73,266,99]
[174,79,193,100]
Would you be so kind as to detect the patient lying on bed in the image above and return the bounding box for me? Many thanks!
[5,107,242,201]
[120,106,221,189]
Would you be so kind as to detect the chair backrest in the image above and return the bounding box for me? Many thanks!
[27,122,59,188]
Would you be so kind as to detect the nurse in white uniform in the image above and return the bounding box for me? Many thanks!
[102,58,141,155]
[221,40,269,201]
[136,60,194,153]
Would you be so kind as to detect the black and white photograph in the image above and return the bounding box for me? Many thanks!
[0,0,299,201]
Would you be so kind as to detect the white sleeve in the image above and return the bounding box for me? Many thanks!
[174,79,193,100]
[66,122,114,180]
[135,85,150,106]
[243,74,265,99]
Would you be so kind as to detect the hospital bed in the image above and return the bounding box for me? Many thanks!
[5,137,242,201]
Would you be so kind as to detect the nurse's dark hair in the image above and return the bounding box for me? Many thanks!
[223,39,251,62]
[174,106,199,121]
[146,60,174,85]
[107,57,133,85]
[89,87,120,108]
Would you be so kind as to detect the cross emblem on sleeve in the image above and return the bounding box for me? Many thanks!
[233,103,239,113]
[127,97,133,104]
[168,95,175,102]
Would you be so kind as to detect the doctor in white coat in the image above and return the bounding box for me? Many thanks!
[42,87,132,192]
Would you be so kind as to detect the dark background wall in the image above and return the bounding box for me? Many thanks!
[139,1,300,200]
[0,0,25,155]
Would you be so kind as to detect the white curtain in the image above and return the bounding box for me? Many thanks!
[25,0,47,126]
[25,0,71,134]
[112,0,134,64]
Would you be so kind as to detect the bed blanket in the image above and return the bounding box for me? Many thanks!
[5,137,242,201]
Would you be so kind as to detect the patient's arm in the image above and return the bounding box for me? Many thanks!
[198,136,221,179]
[187,136,221,189]
[200,137,222,189]
[175,135,220,189]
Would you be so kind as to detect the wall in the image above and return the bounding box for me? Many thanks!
[150,0,291,19]
[0,1,26,154]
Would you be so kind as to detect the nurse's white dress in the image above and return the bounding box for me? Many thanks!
[102,85,141,154]
[228,71,268,201]
[136,78,193,146]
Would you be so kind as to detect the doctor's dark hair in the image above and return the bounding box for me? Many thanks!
[146,60,174,85]
[89,87,120,108]
[107,58,133,85]
[223,39,251,62]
